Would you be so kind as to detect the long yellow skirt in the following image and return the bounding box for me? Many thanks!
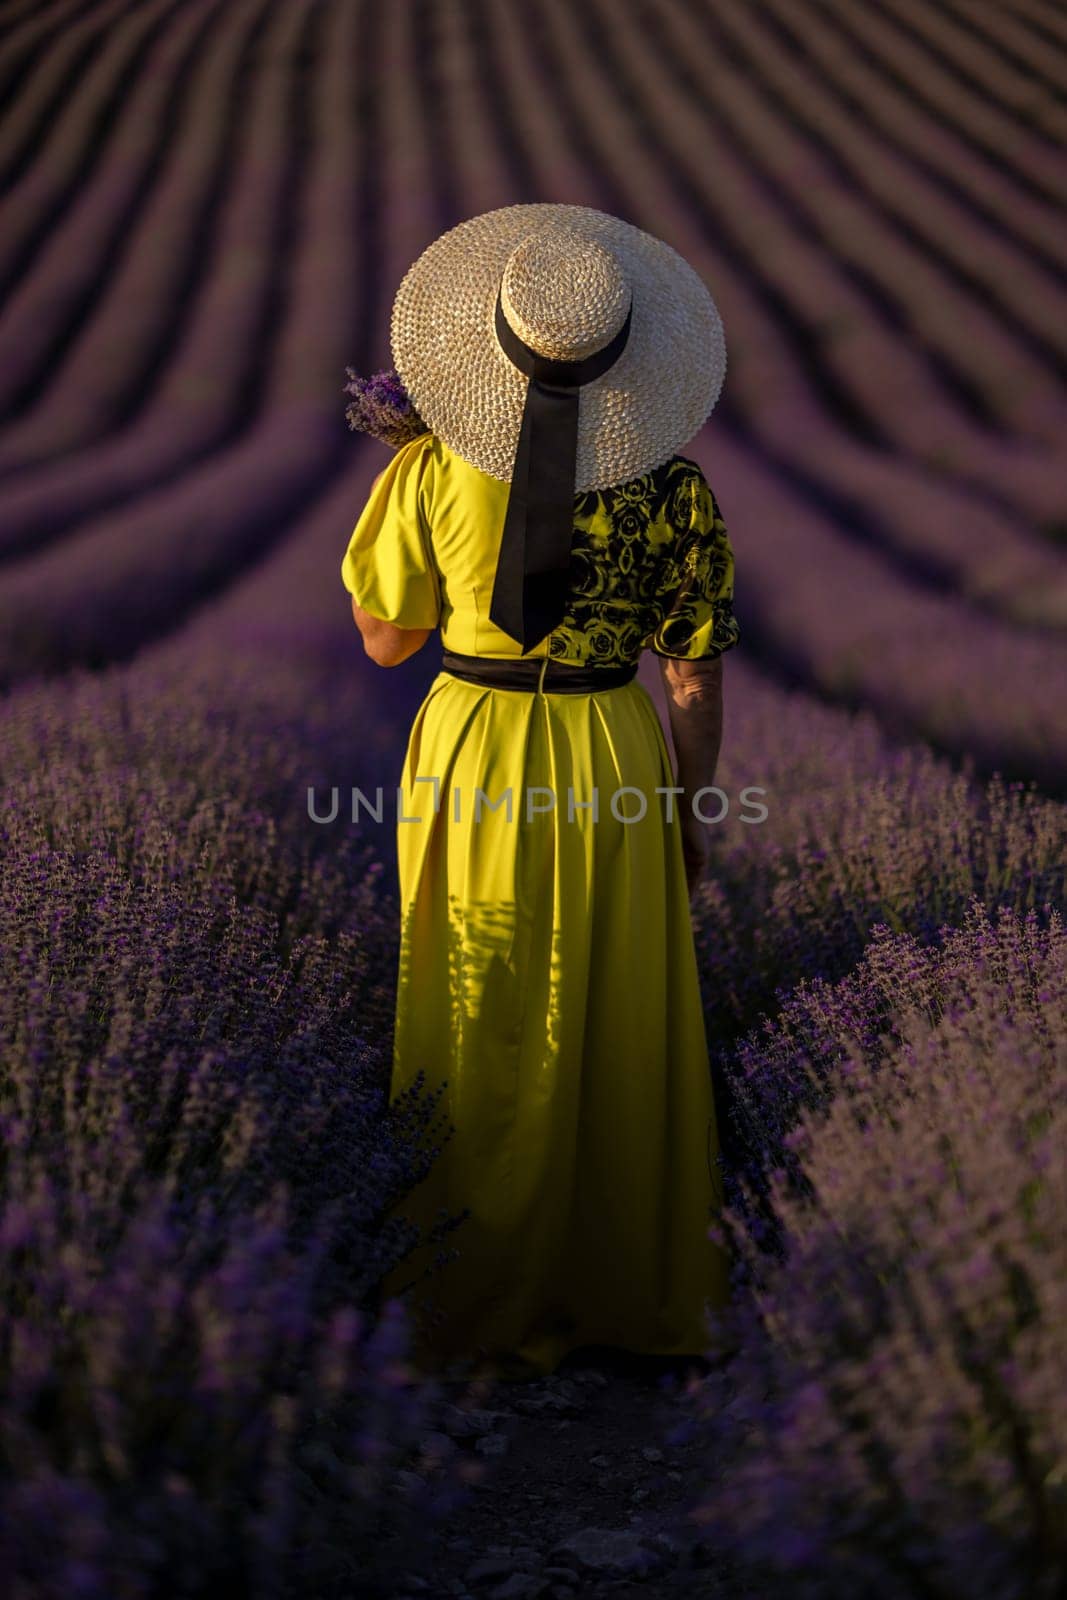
[377,669,730,1378]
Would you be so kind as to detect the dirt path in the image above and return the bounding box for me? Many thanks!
[369,1346,756,1600]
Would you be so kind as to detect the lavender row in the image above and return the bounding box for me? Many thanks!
[0,0,220,431]
[684,900,1066,1599]
[0,0,374,684]
[0,0,165,205]
[651,0,1067,531]
[880,0,1067,147]
[0,650,476,1597]
[665,652,1067,1044]
[930,0,1067,101]
[755,0,1067,276]
[656,0,1067,450]
[710,426,1067,788]
[0,0,309,545]
[1010,0,1067,48]
[817,0,1067,202]
[0,0,321,556]
[594,0,1067,549]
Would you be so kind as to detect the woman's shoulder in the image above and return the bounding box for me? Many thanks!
[590,452,704,501]
[636,452,709,503]
[388,428,439,496]
[427,434,517,508]
[666,451,707,482]
[413,431,482,484]
[392,428,436,463]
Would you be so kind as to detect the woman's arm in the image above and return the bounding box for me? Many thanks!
[658,654,724,895]
[349,466,433,665]
[351,597,432,667]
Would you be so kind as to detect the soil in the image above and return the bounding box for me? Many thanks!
[365,1344,758,1600]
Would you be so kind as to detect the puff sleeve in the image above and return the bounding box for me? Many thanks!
[340,432,442,629]
[647,467,740,661]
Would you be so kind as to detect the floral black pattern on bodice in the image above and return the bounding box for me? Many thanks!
[545,453,739,665]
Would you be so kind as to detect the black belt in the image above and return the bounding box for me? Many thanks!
[441,649,638,694]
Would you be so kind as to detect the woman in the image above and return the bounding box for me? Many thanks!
[341,204,739,1383]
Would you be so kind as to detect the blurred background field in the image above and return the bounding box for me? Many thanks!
[0,2,1065,1596]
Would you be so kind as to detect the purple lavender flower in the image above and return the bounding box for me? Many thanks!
[682,903,1067,1599]
[343,367,429,450]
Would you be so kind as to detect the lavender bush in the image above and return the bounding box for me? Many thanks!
[686,901,1067,1599]
[690,667,1067,1055]
[725,897,1064,1179]
[0,1172,448,1600]
[343,368,429,451]
[0,663,474,1598]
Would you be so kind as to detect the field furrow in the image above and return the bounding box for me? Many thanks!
[882,0,1067,140]
[694,0,1067,375]
[640,0,1067,476]
[0,0,279,476]
[0,0,226,419]
[0,0,324,555]
[937,0,1067,91]
[1010,0,1067,50]
[810,0,1066,206]
[0,1,145,191]
[0,0,368,681]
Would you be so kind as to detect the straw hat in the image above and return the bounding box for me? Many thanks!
[389,203,727,494]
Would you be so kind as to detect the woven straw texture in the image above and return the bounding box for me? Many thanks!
[390,203,727,493]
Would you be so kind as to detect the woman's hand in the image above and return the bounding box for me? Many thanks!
[658,653,724,899]
[680,812,711,897]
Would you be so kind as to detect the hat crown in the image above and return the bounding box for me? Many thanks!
[499,226,631,363]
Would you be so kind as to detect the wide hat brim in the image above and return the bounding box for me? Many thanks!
[390,203,727,494]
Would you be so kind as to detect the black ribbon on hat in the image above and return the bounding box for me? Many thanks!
[489,284,633,653]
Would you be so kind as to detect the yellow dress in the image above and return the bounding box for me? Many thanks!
[341,430,740,1378]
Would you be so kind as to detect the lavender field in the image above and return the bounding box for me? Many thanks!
[1,2,1065,1596]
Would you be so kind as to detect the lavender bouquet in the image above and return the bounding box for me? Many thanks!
[343,366,429,449]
